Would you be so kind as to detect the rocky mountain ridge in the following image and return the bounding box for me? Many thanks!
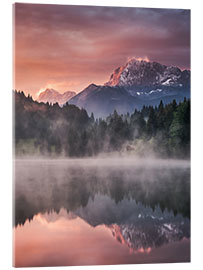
[69,59,190,117]
[37,88,76,105]
[36,59,190,117]
[105,58,190,89]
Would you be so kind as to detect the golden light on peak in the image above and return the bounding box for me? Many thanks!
[136,56,150,62]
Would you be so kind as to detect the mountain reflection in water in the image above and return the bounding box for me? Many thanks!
[14,158,190,267]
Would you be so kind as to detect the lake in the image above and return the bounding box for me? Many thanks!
[13,158,190,267]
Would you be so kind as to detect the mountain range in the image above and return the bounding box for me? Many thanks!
[73,194,190,252]
[37,88,76,105]
[37,58,190,117]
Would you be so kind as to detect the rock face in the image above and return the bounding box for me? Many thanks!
[105,58,190,88]
[68,58,190,117]
[37,88,76,105]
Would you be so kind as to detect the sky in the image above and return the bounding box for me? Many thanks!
[14,3,190,99]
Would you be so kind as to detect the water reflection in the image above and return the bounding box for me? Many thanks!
[14,159,190,267]
[75,195,190,251]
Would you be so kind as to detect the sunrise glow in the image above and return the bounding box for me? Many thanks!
[136,56,150,62]
[14,4,190,98]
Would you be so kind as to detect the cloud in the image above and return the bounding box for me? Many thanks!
[14,4,190,97]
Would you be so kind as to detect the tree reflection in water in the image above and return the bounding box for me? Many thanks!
[14,159,190,265]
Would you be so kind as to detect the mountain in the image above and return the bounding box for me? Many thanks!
[69,59,190,118]
[37,88,76,105]
[69,83,142,117]
[74,194,190,252]
[105,57,190,88]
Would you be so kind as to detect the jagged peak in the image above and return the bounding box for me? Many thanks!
[105,58,190,87]
[37,87,76,105]
[44,88,58,93]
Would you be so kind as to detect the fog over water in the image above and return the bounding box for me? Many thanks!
[13,157,190,266]
[15,156,190,168]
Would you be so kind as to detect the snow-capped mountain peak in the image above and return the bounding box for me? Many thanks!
[105,59,190,88]
[69,58,190,117]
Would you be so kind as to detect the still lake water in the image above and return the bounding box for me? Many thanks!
[14,158,190,267]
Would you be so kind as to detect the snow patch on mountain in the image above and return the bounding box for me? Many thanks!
[105,58,190,88]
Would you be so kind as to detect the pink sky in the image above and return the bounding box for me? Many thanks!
[14,210,190,267]
[14,4,190,99]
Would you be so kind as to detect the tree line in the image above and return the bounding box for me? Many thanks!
[14,91,190,158]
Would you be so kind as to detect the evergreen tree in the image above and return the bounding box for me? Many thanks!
[14,91,190,158]
[146,107,157,137]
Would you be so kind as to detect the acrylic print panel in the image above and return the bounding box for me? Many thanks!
[13,2,190,267]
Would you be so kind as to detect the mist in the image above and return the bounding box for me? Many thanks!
[14,156,190,226]
[14,91,190,160]
[15,155,190,168]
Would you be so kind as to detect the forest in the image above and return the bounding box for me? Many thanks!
[14,91,190,158]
